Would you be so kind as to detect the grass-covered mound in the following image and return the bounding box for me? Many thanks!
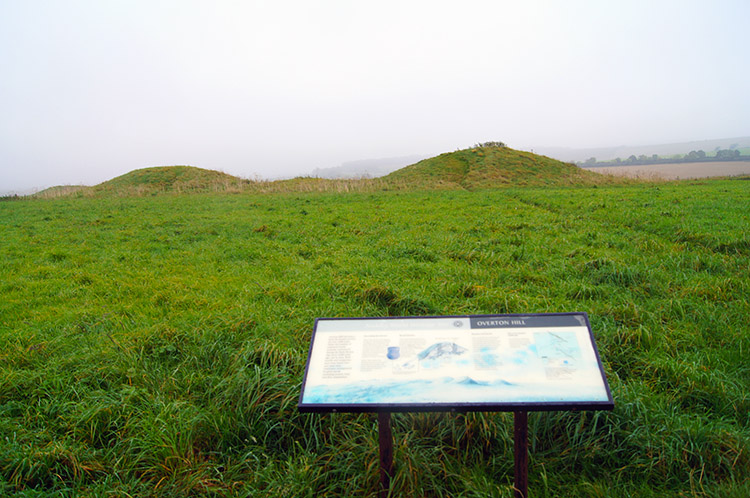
[94,166,249,195]
[25,148,632,199]
[385,146,623,189]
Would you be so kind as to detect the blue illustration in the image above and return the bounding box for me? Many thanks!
[302,375,608,404]
[302,330,610,406]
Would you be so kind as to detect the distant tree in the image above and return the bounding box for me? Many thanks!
[687,150,700,160]
[585,157,597,165]
[638,155,648,162]
[716,149,740,159]
[627,155,637,163]
[652,154,659,161]
[697,150,706,159]
[615,157,622,164]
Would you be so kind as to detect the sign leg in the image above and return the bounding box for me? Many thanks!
[514,411,528,498]
[378,411,394,498]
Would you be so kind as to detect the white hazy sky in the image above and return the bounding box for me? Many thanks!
[1,0,748,193]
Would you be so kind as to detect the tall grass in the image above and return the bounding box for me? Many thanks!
[1,179,748,496]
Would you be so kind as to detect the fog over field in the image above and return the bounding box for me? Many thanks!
[1,1,748,193]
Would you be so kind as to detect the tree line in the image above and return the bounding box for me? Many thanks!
[578,148,747,167]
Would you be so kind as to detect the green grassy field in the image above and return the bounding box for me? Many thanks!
[1,177,749,496]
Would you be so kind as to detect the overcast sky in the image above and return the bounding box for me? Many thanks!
[1,0,748,193]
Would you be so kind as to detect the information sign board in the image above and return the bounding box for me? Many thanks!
[298,313,613,413]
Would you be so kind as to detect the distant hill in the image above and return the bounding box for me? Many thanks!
[383,146,618,189]
[311,155,429,179]
[93,166,248,195]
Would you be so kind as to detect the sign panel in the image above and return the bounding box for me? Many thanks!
[298,313,613,413]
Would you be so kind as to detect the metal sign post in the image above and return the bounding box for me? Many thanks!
[378,412,394,498]
[513,411,528,498]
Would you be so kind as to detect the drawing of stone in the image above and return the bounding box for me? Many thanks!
[417,342,468,361]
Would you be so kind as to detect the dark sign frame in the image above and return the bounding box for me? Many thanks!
[298,312,613,414]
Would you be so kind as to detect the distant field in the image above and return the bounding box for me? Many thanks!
[584,161,750,180]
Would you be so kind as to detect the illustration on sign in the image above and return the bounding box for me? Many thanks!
[299,314,612,409]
